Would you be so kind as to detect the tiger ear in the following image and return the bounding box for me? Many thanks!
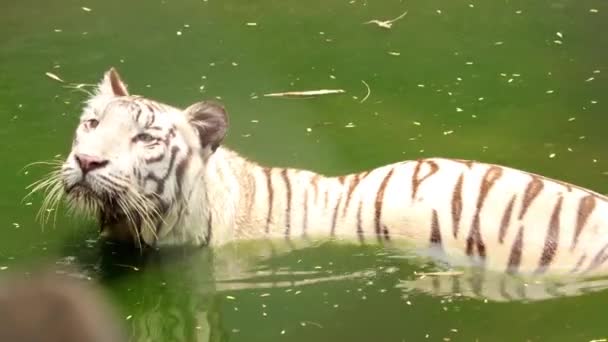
[97,67,129,96]
[185,101,229,152]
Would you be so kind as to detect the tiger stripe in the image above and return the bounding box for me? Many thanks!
[585,243,608,273]
[519,177,543,219]
[281,169,292,236]
[311,175,319,204]
[375,168,395,241]
[572,195,595,250]
[302,188,309,235]
[430,209,442,247]
[537,196,563,273]
[466,167,502,259]
[342,174,360,217]
[264,168,273,233]
[498,195,516,244]
[411,160,439,199]
[507,226,524,274]
[451,173,463,238]
[356,200,364,243]
[330,195,341,236]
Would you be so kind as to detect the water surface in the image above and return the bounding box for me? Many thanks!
[1,0,608,340]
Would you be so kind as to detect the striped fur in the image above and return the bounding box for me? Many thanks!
[55,68,608,277]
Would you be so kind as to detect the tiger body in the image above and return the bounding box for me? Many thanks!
[38,68,608,278]
[201,149,608,276]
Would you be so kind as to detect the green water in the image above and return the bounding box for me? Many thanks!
[2,0,608,340]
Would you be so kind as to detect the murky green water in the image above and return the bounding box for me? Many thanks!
[2,0,608,340]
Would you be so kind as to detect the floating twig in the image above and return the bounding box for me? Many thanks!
[364,11,408,29]
[263,89,345,98]
[45,72,64,83]
[300,321,324,328]
[360,80,371,103]
[415,271,464,277]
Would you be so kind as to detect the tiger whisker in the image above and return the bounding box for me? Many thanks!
[116,199,143,250]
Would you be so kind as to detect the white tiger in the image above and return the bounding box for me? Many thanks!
[34,68,608,277]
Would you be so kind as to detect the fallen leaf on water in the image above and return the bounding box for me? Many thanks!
[45,72,64,83]
[263,89,345,97]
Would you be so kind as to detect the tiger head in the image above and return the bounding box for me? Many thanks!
[59,68,228,246]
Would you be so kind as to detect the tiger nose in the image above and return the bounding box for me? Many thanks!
[74,153,109,174]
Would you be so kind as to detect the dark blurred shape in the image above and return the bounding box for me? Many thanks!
[0,269,126,342]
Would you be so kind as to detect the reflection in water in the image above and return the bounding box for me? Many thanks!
[55,236,608,341]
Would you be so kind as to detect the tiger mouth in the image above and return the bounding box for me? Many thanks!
[66,183,134,226]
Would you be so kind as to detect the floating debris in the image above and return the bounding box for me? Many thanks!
[176,31,182,36]
[589,8,599,13]
[413,121,421,126]
[388,51,401,56]
[364,11,408,29]
[549,153,556,159]
[494,41,504,45]
[81,6,92,12]
[114,264,140,271]
[263,89,345,97]
[586,77,595,82]
[45,72,64,83]
[554,40,563,45]
[0,267,7,271]
[436,9,442,14]
[546,90,555,94]
[126,315,132,320]
[260,293,271,297]
[416,271,464,277]
[226,295,236,300]
[300,321,323,328]
[246,22,258,26]
[556,32,563,39]
[443,130,454,135]
[345,122,356,128]
[456,107,463,112]
[360,80,371,103]
[12,223,20,228]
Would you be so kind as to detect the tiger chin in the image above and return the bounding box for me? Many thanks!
[46,67,608,277]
